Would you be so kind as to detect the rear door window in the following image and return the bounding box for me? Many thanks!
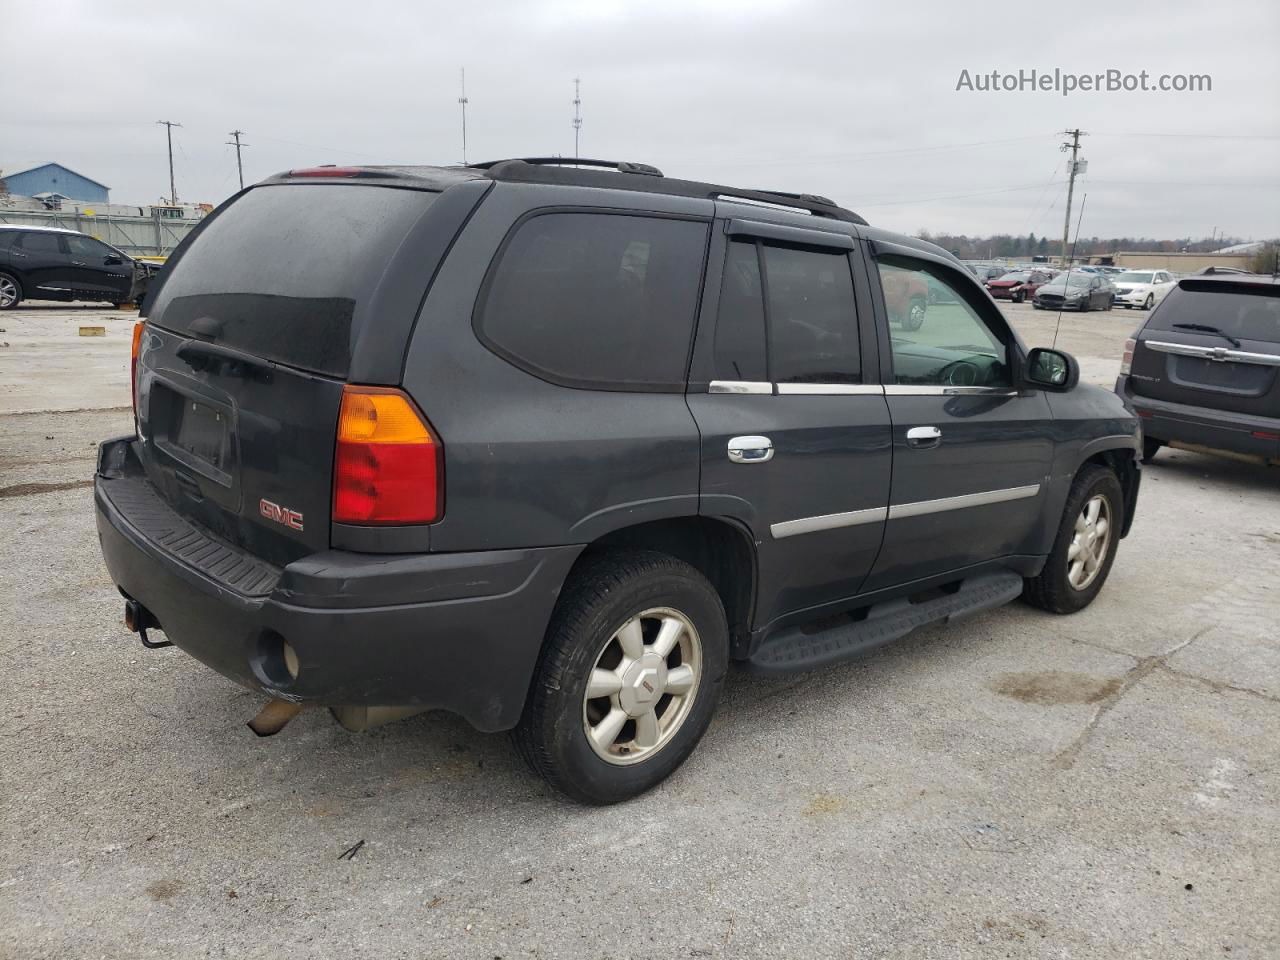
[763,244,860,384]
[1147,283,1280,343]
[477,212,710,391]
[147,184,438,377]
[712,238,767,382]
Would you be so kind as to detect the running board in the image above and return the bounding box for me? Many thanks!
[746,571,1024,674]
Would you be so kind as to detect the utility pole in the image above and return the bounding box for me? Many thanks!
[1059,128,1087,266]
[156,120,182,205]
[226,130,249,190]
[572,77,582,160]
[458,68,469,165]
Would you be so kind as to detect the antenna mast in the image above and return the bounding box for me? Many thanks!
[572,77,582,160]
[458,68,469,165]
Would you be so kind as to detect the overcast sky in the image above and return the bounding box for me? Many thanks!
[3,0,1278,241]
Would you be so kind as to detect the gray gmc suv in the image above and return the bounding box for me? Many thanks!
[95,158,1141,803]
[1116,274,1280,466]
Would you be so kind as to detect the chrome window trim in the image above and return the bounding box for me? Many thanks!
[771,483,1041,539]
[1144,340,1280,367]
[710,383,1021,397]
[771,506,888,539]
[708,380,773,395]
[883,385,1018,397]
[887,483,1041,520]
[776,383,885,395]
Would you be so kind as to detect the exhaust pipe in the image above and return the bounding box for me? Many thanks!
[247,698,304,737]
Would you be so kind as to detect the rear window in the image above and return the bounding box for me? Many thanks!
[1147,283,1280,343]
[476,212,709,391]
[147,184,436,376]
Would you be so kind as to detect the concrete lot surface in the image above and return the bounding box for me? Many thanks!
[1,303,1277,959]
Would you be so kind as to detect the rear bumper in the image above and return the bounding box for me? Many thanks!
[94,436,582,731]
[1116,378,1280,462]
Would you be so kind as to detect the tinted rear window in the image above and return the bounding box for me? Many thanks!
[1148,283,1280,343]
[147,184,436,376]
[477,212,709,391]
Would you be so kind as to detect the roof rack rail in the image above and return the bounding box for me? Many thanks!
[473,157,664,177]
[474,158,867,226]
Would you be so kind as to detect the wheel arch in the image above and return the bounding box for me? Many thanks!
[574,515,758,658]
[1079,445,1140,538]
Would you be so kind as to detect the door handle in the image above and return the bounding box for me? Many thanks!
[71,261,86,266]
[906,426,942,449]
[728,435,773,464]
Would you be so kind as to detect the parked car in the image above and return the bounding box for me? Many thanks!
[1112,270,1176,310]
[1117,274,1279,465]
[0,225,155,309]
[94,158,1141,804]
[986,269,1056,303]
[1034,271,1115,311]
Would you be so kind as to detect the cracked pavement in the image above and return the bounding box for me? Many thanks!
[1,304,1278,959]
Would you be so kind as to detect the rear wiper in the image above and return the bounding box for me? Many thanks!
[1171,323,1241,348]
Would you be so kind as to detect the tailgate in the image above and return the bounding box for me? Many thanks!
[136,181,442,565]
[1129,280,1280,418]
[136,327,342,564]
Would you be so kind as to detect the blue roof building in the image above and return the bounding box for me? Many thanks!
[1,163,110,203]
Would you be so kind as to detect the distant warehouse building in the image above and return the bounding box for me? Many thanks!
[0,162,110,204]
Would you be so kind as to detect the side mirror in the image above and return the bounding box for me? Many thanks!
[104,255,124,266]
[1025,347,1079,391]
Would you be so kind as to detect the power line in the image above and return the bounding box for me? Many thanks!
[156,120,182,205]
[858,180,1068,207]
[671,133,1057,170]
[226,130,249,190]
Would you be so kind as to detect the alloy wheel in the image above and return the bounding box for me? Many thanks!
[1067,494,1111,590]
[0,277,17,308]
[582,607,702,766]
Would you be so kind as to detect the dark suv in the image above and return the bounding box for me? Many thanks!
[94,159,1141,804]
[0,225,150,309]
[1117,274,1280,465]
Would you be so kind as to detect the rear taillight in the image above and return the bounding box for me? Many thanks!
[332,386,442,525]
[130,321,145,416]
[288,166,363,178]
[1120,337,1136,375]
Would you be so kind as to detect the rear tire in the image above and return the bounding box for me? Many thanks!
[513,551,728,805]
[1023,465,1124,614]
[902,297,927,331]
[0,273,22,310]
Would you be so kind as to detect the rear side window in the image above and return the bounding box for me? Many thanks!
[477,212,709,391]
[18,232,64,254]
[1147,283,1280,343]
[147,184,437,377]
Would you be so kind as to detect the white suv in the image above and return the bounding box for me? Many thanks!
[1113,270,1175,310]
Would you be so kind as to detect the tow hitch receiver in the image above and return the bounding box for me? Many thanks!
[124,599,172,649]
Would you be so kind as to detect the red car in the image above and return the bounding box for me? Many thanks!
[986,269,1055,303]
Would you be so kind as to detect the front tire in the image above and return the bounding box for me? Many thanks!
[1023,465,1124,614]
[0,273,22,310]
[1141,294,1154,310]
[514,551,728,805]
